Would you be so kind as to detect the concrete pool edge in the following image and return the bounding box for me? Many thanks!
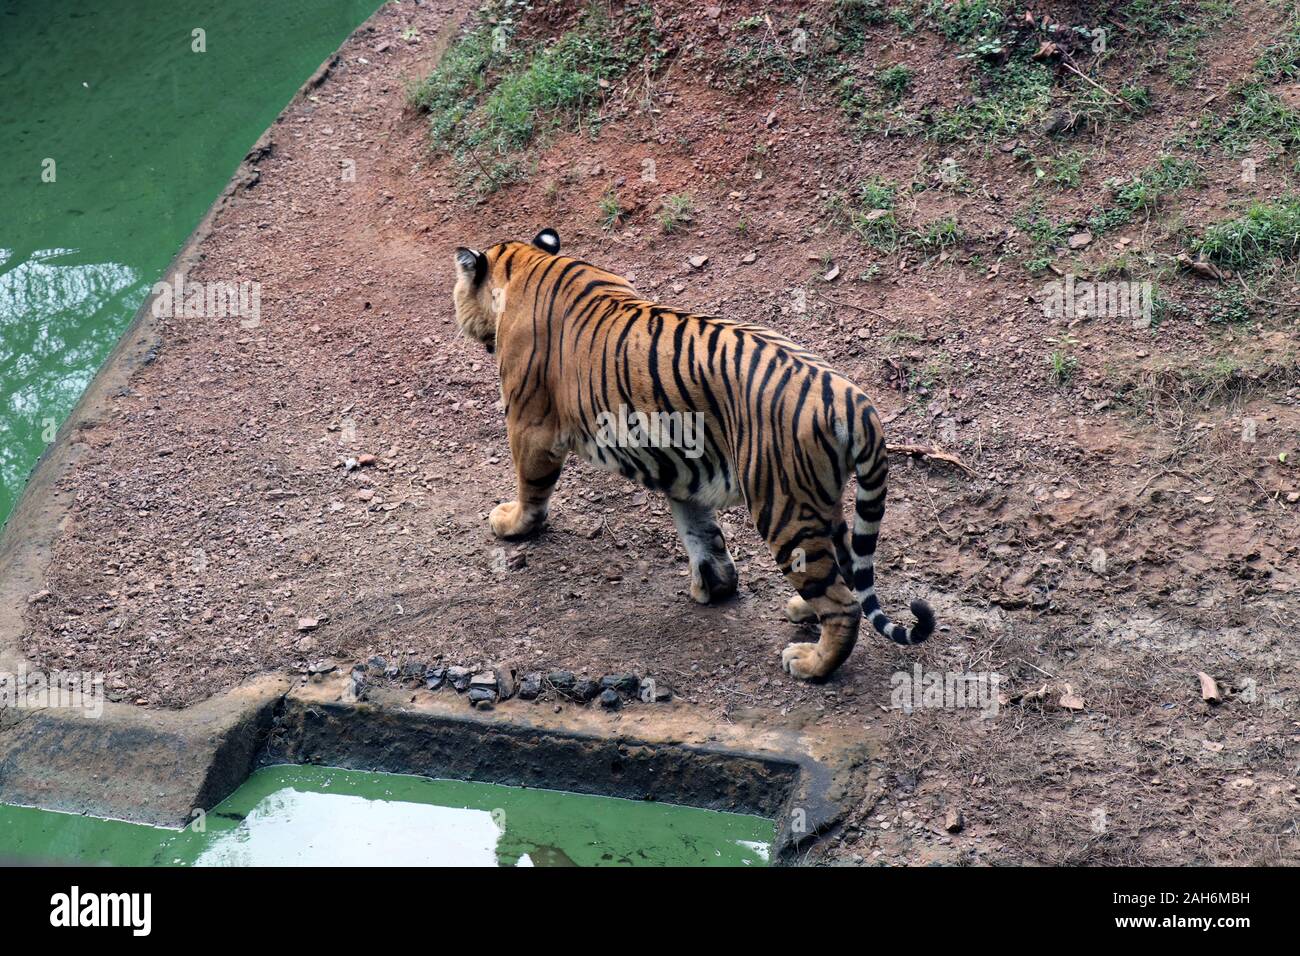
[0,674,872,863]
[269,678,874,862]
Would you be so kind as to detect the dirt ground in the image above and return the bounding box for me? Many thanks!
[18,0,1300,864]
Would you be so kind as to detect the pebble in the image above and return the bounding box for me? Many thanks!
[547,669,575,691]
[518,672,543,700]
[599,688,622,709]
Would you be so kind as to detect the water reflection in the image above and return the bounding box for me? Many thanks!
[195,790,507,867]
[0,250,142,511]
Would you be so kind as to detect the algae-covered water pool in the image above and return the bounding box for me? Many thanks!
[0,766,774,866]
[0,0,383,527]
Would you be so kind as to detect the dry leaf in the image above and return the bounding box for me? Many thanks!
[1198,671,1222,704]
[1059,684,1085,711]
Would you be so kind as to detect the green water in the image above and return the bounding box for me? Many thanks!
[0,0,383,527]
[0,765,774,866]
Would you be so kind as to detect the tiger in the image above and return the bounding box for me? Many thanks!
[451,228,934,681]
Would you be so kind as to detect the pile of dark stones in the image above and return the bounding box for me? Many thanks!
[343,656,672,711]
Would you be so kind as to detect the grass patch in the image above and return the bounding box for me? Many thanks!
[928,59,1053,142]
[657,193,694,234]
[910,216,964,252]
[831,0,889,53]
[599,189,623,230]
[1087,155,1201,235]
[1045,149,1090,189]
[829,178,902,252]
[409,2,661,192]
[1191,196,1300,270]
[876,64,914,102]
[1013,203,1074,273]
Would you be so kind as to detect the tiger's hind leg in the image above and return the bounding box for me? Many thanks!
[785,519,852,624]
[669,499,738,604]
[768,520,860,681]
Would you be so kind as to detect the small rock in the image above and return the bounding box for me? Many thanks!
[741,251,757,264]
[945,808,964,833]
[570,679,599,703]
[308,659,337,676]
[357,453,378,467]
[447,666,472,691]
[518,672,543,700]
[547,670,575,691]
[296,617,320,632]
[1068,231,1093,250]
[344,673,366,702]
[600,673,641,696]
[495,666,516,700]
[424,666,446,691]
[399,660,425,682]
[354,489,375,502]
[688,255,709,270]
[469,671,497,693]
[27,590,51,604]
[468,685,497,707]
[599,688,622,709]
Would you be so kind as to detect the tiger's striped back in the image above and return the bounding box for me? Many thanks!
[452,230,933,681]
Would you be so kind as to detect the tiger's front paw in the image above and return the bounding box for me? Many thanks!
[489,501,542,539]
[781,642,826,681]
[689,555,738,605]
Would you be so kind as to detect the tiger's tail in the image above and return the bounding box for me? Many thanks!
[847,433,935,646]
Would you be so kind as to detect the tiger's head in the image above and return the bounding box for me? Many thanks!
[452,228,561,354]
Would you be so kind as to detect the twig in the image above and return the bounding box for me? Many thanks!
[1060,53,1136,113]
[1237,271,1300,308]
[814,290,889,319]
[1016,657,1057,680]
[1134,467,1197,499]
[886,442,978,477]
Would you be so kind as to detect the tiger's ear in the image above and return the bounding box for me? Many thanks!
[532,228,561,254]
[454,247,487,285]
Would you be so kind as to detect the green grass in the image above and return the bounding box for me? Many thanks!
[829,178,902,251]
[1048,349,1079,387]
[876,64,913,102]
[928,59,1053,142]
[1191,197,1300,270]
[1046,150,1090,190]
[1013,203,1074,273]
[409,2,661,192]
[926,0,1013,48]
[658,193,694,234]
[1213,85,1300,156]
[1254,11,1300,83]
[599,189,623,230]
[910,217,964,252]
[1088,155,1201,235]
[831,0,889,53]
